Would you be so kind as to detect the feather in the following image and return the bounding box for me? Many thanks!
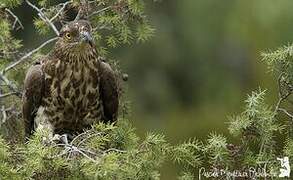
[100,62,119,122]
[22,64,44,137]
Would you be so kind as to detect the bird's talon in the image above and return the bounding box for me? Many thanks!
[52,134,61,142]
[60,134,69,145]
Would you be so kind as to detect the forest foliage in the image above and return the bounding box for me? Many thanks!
[0,0,292,179]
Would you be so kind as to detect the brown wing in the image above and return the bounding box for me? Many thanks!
[22,63,45,137]
[99,62,119,122]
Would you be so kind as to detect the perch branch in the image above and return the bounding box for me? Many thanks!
[54,142,126,163]
[76,132,103,147]
[26,0,59,36]
[72,147,96,161]
[3,37,58,73]
[70,130,95,145]
[55,143,97,162]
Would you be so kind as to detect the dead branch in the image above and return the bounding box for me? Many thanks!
[278,108,293,119]
[274,73,292,115]
[1,106,7,124]
[5,8,24,30]
[70,130,95,145]
[75,0,89,20]
[103,148,126,154]
[50,1,72,22]
[76,132,103,147]
[89,6,111,17]
[0,92,18,99]
[3,37,58,73]
[25,0,59,36]
[0,73,21,97]
[54,143,98,162]
[274,72,293,126]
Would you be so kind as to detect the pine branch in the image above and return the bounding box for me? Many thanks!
[2,37,58,73]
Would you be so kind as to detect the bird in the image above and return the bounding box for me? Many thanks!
[22,20,119,141]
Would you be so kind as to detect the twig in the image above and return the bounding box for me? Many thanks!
[3,37,58,73]
[5,8,24,30]
[56,143,97,162]
[278,108,293,119]
[72,146,97,162]
[26,0,59,36]
[89,6,111,17]
[0,92,18,99]
[50,1,71,22]
[88,0,96,4]
[50,149,70,159]
[77,132,103,147]
[0,73,21,97]
[70,130,95,145]
[1,106,7,124]
[75,0,89,20]
[92,24,112,32]
[274,73,292,115]
[79,147,97,155]
[103,148,126,154]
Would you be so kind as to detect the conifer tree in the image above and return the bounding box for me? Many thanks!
[0,0,292,179]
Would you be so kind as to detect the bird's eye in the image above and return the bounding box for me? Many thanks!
[65,32,71,39]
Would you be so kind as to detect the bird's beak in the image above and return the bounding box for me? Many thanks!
[80,31,94,47]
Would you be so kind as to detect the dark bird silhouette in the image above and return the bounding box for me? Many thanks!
[22,20,119,140]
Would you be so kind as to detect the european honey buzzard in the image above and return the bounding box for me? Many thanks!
[22,20,119,139]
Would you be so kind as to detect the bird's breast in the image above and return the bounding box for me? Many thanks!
[42,57,102,131]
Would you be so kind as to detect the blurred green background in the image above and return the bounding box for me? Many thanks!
[10,0,293,179]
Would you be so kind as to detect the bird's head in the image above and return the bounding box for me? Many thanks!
[55,20,95,56]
